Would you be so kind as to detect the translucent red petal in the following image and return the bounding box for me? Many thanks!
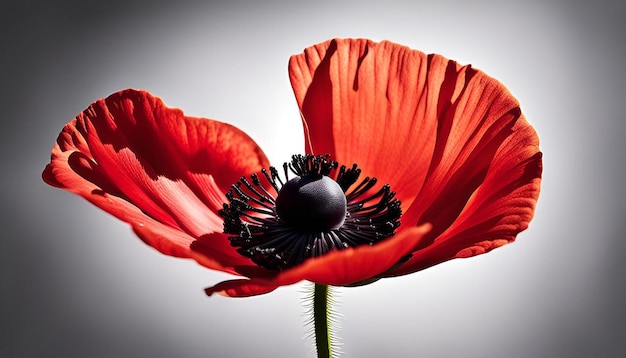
[289,38,542,278]
[43,89,268,267]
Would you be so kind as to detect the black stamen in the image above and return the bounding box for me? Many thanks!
[219,154,402,271]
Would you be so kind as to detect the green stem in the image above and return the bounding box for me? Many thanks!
[313,283,332,358]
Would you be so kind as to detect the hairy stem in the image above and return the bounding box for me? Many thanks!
[313,283,332,358]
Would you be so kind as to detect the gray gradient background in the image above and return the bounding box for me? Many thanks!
[2,1,625,357]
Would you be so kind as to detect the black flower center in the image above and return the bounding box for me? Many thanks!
[219,154,402,270]
[276,175,347,231]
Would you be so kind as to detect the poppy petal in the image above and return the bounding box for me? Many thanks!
[391,124,542,276]
[190,233,269,276]
[289,38,542,277]
[202,224,431,297]
[43,89,268,260]
[289,38,439,209]
[389,67,542,274]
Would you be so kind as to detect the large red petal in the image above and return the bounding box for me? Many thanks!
[289,38,438,210]
[290,39,542,277]
[43,89,268,263]
[201,224,431,297]
[391,124,542,276]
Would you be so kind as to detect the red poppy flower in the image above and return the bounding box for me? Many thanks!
[43,38,541,298]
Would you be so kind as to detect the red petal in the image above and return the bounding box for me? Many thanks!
[189,233,270,276]
[43,89,268,261]
[290,39,542,277]
[392,125,542,276]
[289,38,438,209]
[202,224,431,297]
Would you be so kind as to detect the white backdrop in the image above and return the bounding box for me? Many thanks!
[3,1,625,357]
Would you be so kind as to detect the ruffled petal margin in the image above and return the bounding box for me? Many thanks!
[200,224,431,297]
[42,89,268,263]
